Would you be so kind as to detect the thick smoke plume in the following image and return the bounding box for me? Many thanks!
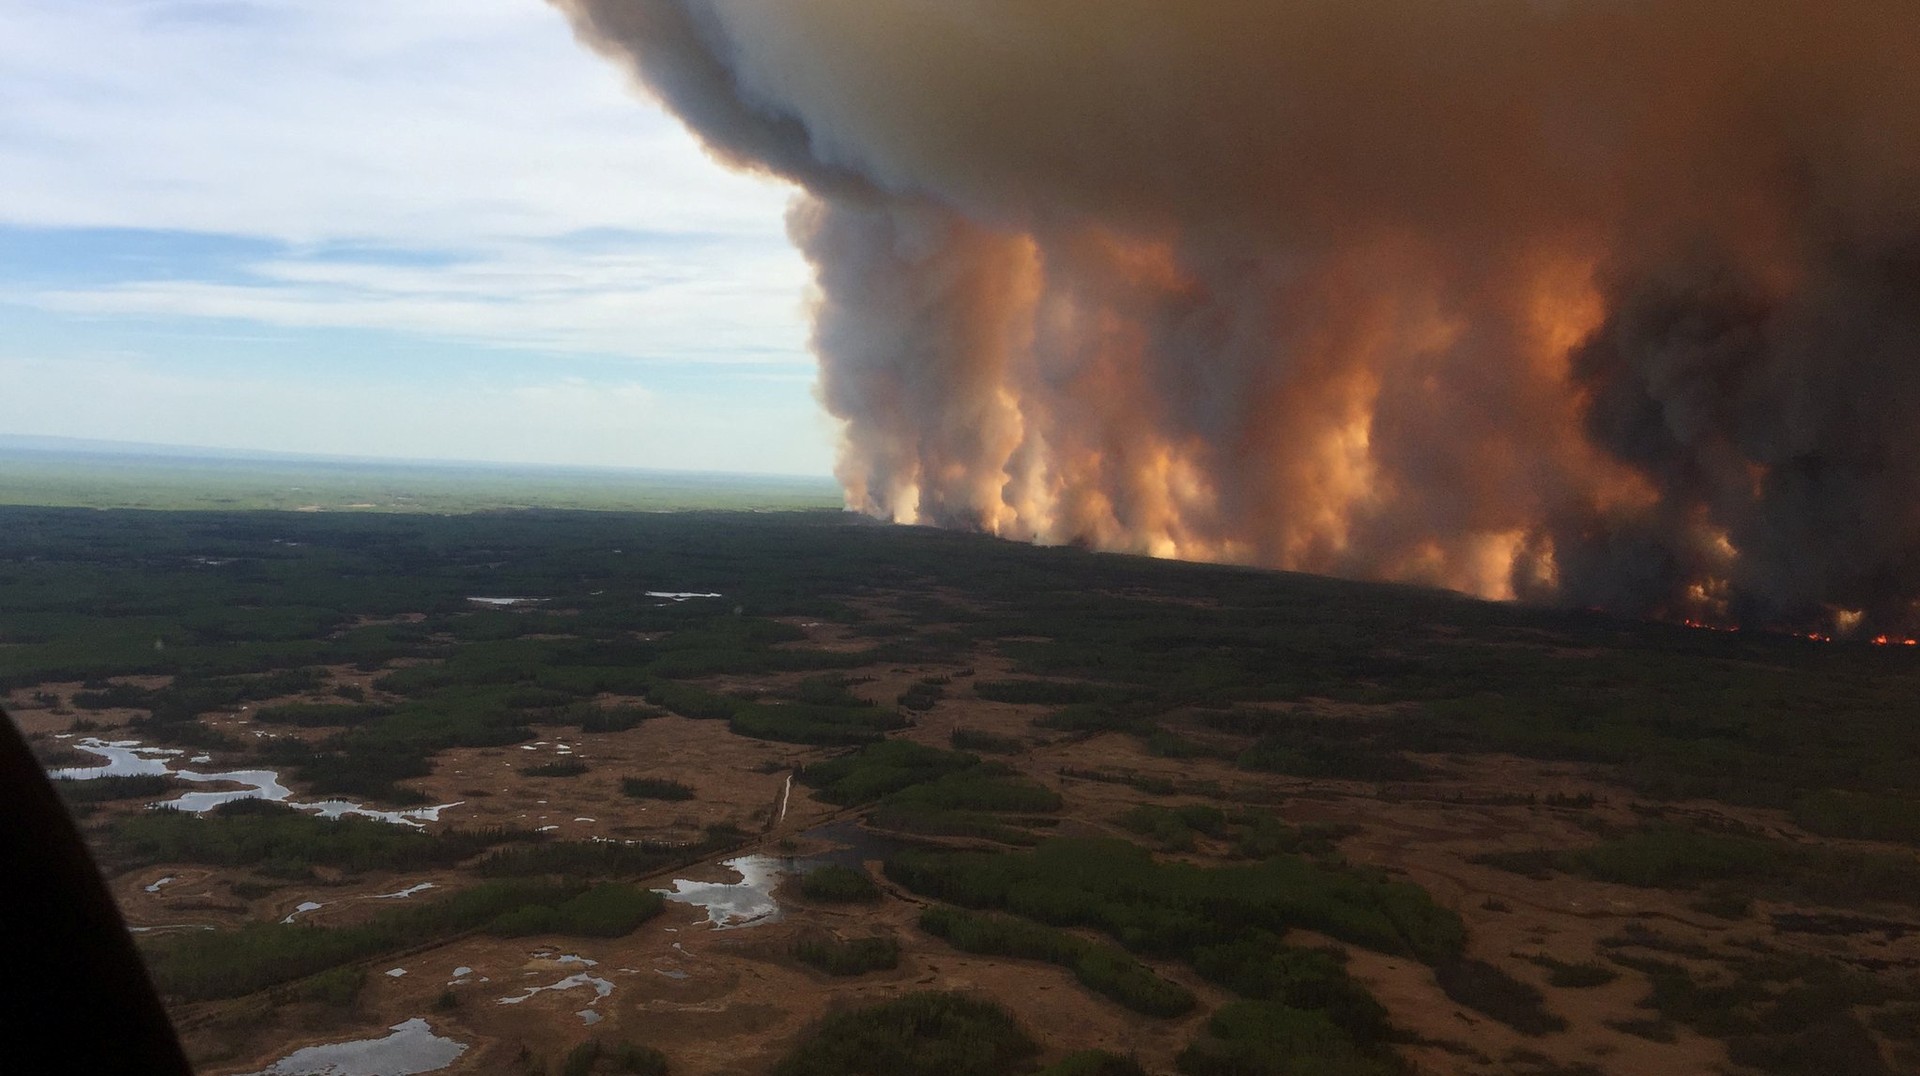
[552,0,1920,634]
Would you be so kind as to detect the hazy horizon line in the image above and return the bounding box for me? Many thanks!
[0,432,838,483]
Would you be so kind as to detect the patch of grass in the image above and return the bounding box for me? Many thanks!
[1688,885,1753,920]
[1728,1014,1893,1076]
[523,758,589,778]
[1434,959,1566,1036]
[54,773,178,804]
[1791,790,1920,845]
[1607,956,1764,1038]
[287,965,365,1009]
[99,799,531,876]
[897,681,944,711]
[142,881,643,1000]
[882,769,1062,813]
[771,992,1037,1076]
[1476,827,1920,908]
[920,905,1195,1017]
[799,864,881,903]
[793,933,899,977]
[1524,955,1618,988]
[1116,803,1228,852]
[888,838,1464,966]
[975,680,1123,706]
[1233,720,1427,783]
[949,728,1026,755]
[561,703,662,734]
[253,703,391,727]
[1870,1003,1920,1042]
[800,740,979,804]
[559,1039,669,1076]
[1606,1017,1677,1042]
[485,883,664,938]
[1177,1001,1406,1076]
[865,806,1038,845]
[1033,1052,1146,1076]
[620,777,694,801]
[1191,931,1392,1046]
[801,740,1060,843]
[475,828,740,878]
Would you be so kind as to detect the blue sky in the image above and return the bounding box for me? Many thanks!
[0,0,833,475]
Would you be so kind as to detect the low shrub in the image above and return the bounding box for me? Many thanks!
[620,777,694,801]
[799,864,881,903]
[793,934,899,976]
[771,992,1037,1076]
[1434,959,1566,1036]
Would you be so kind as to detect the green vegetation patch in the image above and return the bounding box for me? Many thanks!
[100,799,531,876]
[1433,959,1566,1035]
[865,806,1039,845]
[288,965,366,1010]
[1232,718,1427,783]
[1190,931,1392,1046]
[799,864,881,903]
[888,838,1464,965]
[1229,812,1357,859]
[485,883,664,938]
[142,881,653,1000]
[975,680,1127,706]
[1115,804,1228,852]
[1177,1001,1406,1076]
[475,827,743,879]
[771,992,1037,1076]
[54,773,180,805]
[523,758,590,778]
[560,703,662,734]
[949,728,1026,755]
[1475,826,1920,908]
[1525,954,1618,988]
[1599,948,1909,1072]
[1790,790,1920,846]
[793,933,900,977]
[801,740,980,804]
[253,702,392,727]
[559,1039,670,1076]
[920,905,1194,1017]
[800,739,1060,846]
[1033,1052,1147,1076]
[620,776,695,801]
[898,680,945,711]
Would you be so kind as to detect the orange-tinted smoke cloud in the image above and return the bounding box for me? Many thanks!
[551,0,1920,633]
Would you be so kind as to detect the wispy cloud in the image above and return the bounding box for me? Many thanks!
[28,238,811,363]
[0,1,828,469]
[0,0,791,244]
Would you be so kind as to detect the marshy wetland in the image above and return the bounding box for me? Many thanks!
[8,505,1920,1075]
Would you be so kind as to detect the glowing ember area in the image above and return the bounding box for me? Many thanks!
[553,1,1920,634]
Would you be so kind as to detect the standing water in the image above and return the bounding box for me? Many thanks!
[237,1018,466,1076]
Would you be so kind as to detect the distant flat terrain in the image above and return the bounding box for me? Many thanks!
[0,440,840,512]
[6,506,1918,1076]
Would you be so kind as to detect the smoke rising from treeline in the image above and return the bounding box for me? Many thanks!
[552,0,1920,634]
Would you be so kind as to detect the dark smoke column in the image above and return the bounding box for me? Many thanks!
[551,0,1920,635]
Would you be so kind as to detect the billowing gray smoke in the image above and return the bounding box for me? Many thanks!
[551,0,1920,635]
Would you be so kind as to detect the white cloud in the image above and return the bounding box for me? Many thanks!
[0,1,832,470]
[28,239,812,362]
[0,0,793,244]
